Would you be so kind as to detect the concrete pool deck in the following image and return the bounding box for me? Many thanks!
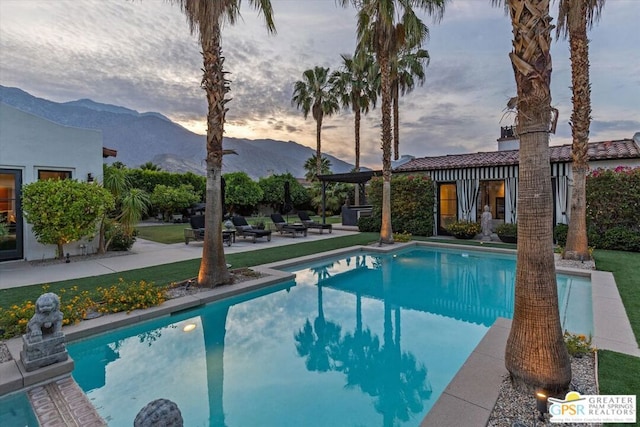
[1,240,638,426]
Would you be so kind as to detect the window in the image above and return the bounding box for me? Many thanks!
[38,170,72,180]
[476,180,505,220]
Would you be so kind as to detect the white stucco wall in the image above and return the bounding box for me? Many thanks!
[0,103,104,260]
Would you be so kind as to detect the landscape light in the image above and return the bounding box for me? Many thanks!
[535,390,548,421]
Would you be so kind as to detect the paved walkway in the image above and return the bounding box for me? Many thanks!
[0,226,358,289]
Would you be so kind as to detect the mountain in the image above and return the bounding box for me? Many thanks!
[0,85,359,179]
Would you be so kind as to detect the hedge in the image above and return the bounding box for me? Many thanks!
[358,174,434,236]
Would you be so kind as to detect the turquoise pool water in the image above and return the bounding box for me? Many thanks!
[43,247,590,426]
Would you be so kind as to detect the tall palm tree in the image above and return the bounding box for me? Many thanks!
[341,0,447,244]
[292,66,340,176]
[558,0,605,261]
[392,46,430,160]
[495,0,572,392]
[173,0,275,287]
[330,52,379,172]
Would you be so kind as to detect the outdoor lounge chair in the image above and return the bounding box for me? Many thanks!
[297,211,332,234]
[270,213,307,238]
[184,215,233,246]
[231,216,272,243]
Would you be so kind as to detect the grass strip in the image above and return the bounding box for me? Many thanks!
[593,250,640,346]
[0,232,379,309]
[597,349,640,427]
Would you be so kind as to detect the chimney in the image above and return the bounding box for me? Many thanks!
[497,125,519,151]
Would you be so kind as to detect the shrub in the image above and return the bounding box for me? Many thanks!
[554,223,569,246]
[445,221,481,239]
[358,215,380,232]
[564,331,593,357]
[96,279,167,314]
[106,223,137,251]
[586,167,640,251]
[495,223,517,236]
[0,286,96,339]
[600,227,640,252]
[495,222,517,243]
[365,174,435,236]
[394,231,412,242]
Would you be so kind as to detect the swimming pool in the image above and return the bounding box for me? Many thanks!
[64,246,591,426]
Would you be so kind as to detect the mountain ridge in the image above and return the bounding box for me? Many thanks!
[0,85,359,179]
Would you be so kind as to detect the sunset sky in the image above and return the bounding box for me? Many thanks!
[1,0,638,169]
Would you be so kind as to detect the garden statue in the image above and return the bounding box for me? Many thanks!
[134,398,184,427]
[20,292,69,371]
[481,205,493,241]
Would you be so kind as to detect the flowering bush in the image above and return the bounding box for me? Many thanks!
[394,231,412,242]
[586,166,640,251]
[96,279,167,314]
[564,331,593,357]
[445,221,481,239]
[0,280,168,339]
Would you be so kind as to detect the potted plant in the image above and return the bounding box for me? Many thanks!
[495,222,518,243]
[445,221,481,239]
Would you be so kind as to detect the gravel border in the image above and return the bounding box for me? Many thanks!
[488,353,600,426]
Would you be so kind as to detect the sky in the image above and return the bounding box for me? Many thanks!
[1,0,638,170]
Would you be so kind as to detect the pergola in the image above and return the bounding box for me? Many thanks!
[316,170,382,222]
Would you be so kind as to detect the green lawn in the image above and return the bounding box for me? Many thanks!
[0,232,379,310]
[592,250,640,413]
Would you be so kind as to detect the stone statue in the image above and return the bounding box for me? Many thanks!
[481,205,493,241]
[134,399,184,427]
[26,292,63,340]
[21,292,68,371]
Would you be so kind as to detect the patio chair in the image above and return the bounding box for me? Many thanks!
[184,215,232,246]
[297,211,332,234]
[231,216,272,243]
[270,213,307,238]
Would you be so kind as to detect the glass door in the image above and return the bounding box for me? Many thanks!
[438,183,457,235]
[0,169,23,261]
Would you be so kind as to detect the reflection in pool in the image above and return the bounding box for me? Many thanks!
[68,247,591,426]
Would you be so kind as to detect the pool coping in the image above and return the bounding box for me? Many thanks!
[1,241,638,426]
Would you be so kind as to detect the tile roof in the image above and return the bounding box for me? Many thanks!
[396,139,640,172]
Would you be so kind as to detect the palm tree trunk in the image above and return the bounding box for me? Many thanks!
[564,6,591,261]
[198,26,231,287]
[316,113,323,177]
[379,48,394,244]
[504,0,571,393]
[393,81,400,161]
[355,108,361,205]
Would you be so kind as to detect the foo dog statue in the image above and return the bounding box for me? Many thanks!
[21,292,69,371]
[26,292,63,341]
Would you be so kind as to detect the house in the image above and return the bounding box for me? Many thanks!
[0,103,114,261]
[395,130,640,235]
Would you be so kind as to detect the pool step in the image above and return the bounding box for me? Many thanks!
[28,376,106,427]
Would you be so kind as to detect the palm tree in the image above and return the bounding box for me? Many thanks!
[340,0,447,244]
[495,0,572,392]
[303,154,332,182]
[392,46,430,160]
[330,52,379,172]
[99,164,150,253]
[558,0,605,262]
[139,161,161,171]
[173,0,275,287]
[292,66,340,176]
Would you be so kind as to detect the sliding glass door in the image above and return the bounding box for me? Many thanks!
[0,169,23,261]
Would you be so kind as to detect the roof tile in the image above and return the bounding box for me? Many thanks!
[397,139,640,172]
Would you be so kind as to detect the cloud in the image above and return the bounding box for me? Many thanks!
[1,0,638,171]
